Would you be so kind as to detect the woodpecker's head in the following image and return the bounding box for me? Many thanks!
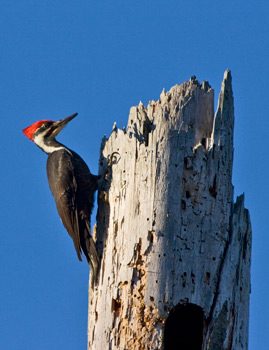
[23,113,77,153]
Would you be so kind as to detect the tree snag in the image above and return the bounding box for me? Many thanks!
[88,70,251,350]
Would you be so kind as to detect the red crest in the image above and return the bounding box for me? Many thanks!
[22,120,53,141]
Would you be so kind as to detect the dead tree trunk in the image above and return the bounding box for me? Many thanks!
[88,70,252,350]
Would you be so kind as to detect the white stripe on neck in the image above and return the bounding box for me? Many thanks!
[34,134,66,154]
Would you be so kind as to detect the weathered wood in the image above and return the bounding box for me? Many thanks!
[88,70,251,350]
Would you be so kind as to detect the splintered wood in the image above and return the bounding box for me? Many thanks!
[88,71,251,350]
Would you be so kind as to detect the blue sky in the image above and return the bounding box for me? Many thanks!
[1,1,268,349]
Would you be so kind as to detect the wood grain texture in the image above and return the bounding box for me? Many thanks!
[88,71,251,350]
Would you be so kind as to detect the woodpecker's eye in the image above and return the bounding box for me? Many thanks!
[43,122,51,129]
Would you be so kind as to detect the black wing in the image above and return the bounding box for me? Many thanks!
[46,149,99,261]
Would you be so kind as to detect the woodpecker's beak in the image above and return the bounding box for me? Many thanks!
[50,113,78,138]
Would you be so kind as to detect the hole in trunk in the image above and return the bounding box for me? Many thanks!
[163,302,204,350]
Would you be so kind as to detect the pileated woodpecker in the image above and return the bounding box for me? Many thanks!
[23,113,100,280]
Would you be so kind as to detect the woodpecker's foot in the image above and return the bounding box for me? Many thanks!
[99,190,109,204]
[92,223,97,242]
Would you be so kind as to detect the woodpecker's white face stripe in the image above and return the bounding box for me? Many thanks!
[34,133,66,154]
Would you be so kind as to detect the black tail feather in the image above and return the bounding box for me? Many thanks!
[80,220,100,286]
